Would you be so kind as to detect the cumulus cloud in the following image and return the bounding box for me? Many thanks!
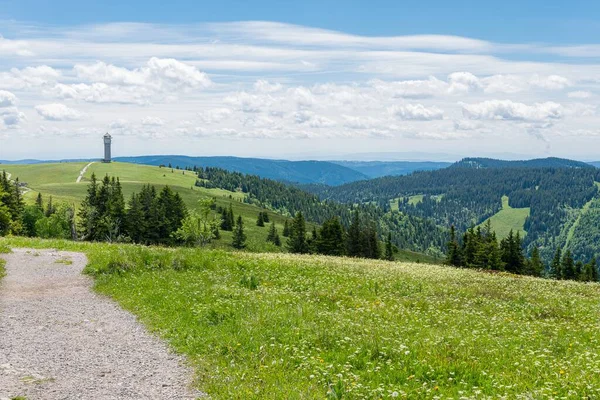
[293,111,336,128]
[50,82,152,104]
[388,103,444,121]
[447,72,481,94]
[0,90,18,107]
[253,80,283,93]
[568,90,593,99]
[0,66,61,90]
[198,107,233,124]
[461,100,563,122]
[370,77,446,99]
[141,116,165,126]
[342,115,384,129]
[224,92,272,113]
[74,58,212,91]
[35,103,85,121]
[0,107,25,129]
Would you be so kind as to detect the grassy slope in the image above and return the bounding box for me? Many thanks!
[0,162,289,252]
[480,195,530,239]
[3,236,600,399]
[1,162,438,262]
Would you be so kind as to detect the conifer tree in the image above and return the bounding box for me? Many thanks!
[550,247,562,279]
[446,225,462,267]
[561,250,575,280]
[35,193,44,212]
[385,232,394,261]
[529,247,544,277]
[287,211,309,254]
[232,215,247,249]
[282,220,290,237]
[266,222,281,246]
[347,209,362,257]
[315,217,346,256]
[256,212,265,227]
[262,211,270,223]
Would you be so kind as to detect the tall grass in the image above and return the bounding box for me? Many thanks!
[2,236,600,398]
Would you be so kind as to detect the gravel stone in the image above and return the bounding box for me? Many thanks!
[0,248,202,399]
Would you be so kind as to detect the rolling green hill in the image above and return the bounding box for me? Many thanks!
[479,196,530,239]
[0,161,441,262]
[0,161,292,252]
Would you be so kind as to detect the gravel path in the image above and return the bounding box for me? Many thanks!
[76,162,94,183]
[0,248,202,400]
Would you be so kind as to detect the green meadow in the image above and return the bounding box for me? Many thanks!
[2,236,600,399]
[480,195,530,239]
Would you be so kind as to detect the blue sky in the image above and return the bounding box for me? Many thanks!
[1,1,600,161]
[3,0,599,44]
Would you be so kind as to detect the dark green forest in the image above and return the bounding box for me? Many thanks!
[307,162,600,262]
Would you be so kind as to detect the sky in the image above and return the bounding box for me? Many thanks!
[2,0,600,161]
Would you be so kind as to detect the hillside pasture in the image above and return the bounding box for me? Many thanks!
[479,195,530,239]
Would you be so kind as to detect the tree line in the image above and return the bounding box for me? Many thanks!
[447,222,598,282]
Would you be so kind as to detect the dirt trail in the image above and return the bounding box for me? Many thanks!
[76,162,94,183]
[0,248,201,400]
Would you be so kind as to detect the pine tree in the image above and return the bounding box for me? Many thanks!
[287,212,308,254]
[529,247,544,277]
[266,222,281,246]
[347,209,362,257]
[256,212,265,227]
[384,232,394,261]
[232,216,246,249]
[550,247,562,279]
[45,196,55,217]
[561,250,576,280]
[262,211,270,223]
[282,220,290,237]
[446,225,462,267]
[315,217,346,256]
[35,192,44,212]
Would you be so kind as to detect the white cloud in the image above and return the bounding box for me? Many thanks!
[253,80,283,93]
[293,111,336,128]
[388,103,444,121]
[0,107,25,129]
[74,58,212,91]
[224,92,272,113]
[342,115,384,129]
[141,116,165,126]
[0,66,61,90]
[198,107,233,124]
[568,90,593,99]
[35,103,85,121]
[0,90,18,107]
[529,74,571,90]
[447,72,481,94]
[370,77,446,99]
[461,100,563,122]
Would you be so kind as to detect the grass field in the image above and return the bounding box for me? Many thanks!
[3,236,600,399]
[480,196,530,239]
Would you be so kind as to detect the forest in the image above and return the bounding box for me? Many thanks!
[308,163,600,261]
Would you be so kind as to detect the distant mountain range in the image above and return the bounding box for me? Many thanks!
[453,157,595,170]
[1,156,599,185]
[332,160,452,178]
[113,156,368,186]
